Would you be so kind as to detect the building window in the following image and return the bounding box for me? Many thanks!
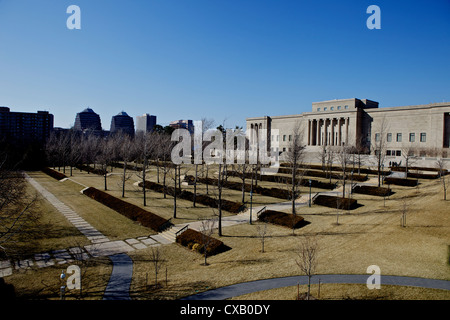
[337,106,341,110]
[386,150,391,156]
[409,133,415,142]
[396,133,402,142]
[420,133,426,142]
[330,106,334,111]
[276,135,279,141]
[375,133,380,142]
[271,135,274,141]
[317,108,321,112]
[396,150,401,156]
[344,105,349,109]
[283,135,286,141]
[324,107,327,111]
[387,133,392,142]
[288,135,292,141]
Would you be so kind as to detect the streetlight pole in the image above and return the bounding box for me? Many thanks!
[60,270,66,300]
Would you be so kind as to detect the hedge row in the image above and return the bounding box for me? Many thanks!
[82,187,171,232]
[313,195,358,210]
[383,177,418,187]
[226,170,337,190]
[258,210,307,229]
[280,163,381,175]
[176,228,231,256]
[42,167,67,181]
[352,185,392,197]
[185,175,292,200]
[277,167,368,182]
[139,180,246,213]
[76,164,107,175]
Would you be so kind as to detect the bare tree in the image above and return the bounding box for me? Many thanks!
[296,234,319,300]
[255,222,269,253]
[97,137,116,191]
[135,132,150,206]
[284,123,306,215]
[402,144,418,178]
[116,133,138,198]
[199,217,216,265]
[436,155,448,200]
[0,162,39,257]
[336,144,353,199]
[372,117,389,187]
[149,246,164,288]
[400,199,408,227]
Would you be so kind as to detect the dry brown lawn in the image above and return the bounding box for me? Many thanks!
[3,165,449,300]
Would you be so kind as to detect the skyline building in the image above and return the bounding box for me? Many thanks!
[110,111,135,136]
[136,113,157,133]
[74,108,102,132]
[0,106,53,143]
[169,119,194,134]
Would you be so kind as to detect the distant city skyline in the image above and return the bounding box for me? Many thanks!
[1,0,449,130]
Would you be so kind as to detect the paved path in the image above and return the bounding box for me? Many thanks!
[103,253,134,300]
[182,274,450,300]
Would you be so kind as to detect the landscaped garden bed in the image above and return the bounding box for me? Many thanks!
[384,177,418,187]
[352,185,392,197]
[42,167,67,181]
[176,228,231,256]
[258,210,308,229]
[313,195,359,210]
[277,167,368,182]
[82,187,171,232]
[185,175,292,200]
[139,180,246,213]
[227,170,337,190]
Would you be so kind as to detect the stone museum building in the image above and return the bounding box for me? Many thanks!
[246,98,450,158]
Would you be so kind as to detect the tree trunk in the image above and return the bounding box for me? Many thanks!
[142,157,147,206]
[218,164,223,236]
[173,166,177,218]
[193,164,198,207]
[292,160,296,216]
[122,160,127,198]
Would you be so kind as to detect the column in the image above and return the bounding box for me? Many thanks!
[308,120,311,145]
[331,118,335,146]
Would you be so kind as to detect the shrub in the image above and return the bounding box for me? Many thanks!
[176,229,230,256]
[352,185,392,197]
[75,164,107,175]
[139,180,246,213]
[258,210,308,229]
[384,177,418,187]
[82,187,171,232]
[313,195,358,210]
[42,167,67,181]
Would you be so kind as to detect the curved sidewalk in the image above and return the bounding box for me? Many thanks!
[103,254,134,300]
[182,274,450,300]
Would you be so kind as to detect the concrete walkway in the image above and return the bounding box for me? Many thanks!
[103,253,134,300]
[182,274,450,300]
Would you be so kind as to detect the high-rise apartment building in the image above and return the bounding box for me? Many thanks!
[169,119,194,133]
[110,111,135,136]
[136,114,157,133]
[0,106,53,143]
[74,108,102,132]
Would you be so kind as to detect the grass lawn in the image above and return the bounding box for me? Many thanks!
[2,164,449,300]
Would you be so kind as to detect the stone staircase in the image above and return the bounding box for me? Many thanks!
[154,224,189,243]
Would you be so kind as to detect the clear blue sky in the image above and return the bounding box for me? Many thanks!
[0,0,449,130]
